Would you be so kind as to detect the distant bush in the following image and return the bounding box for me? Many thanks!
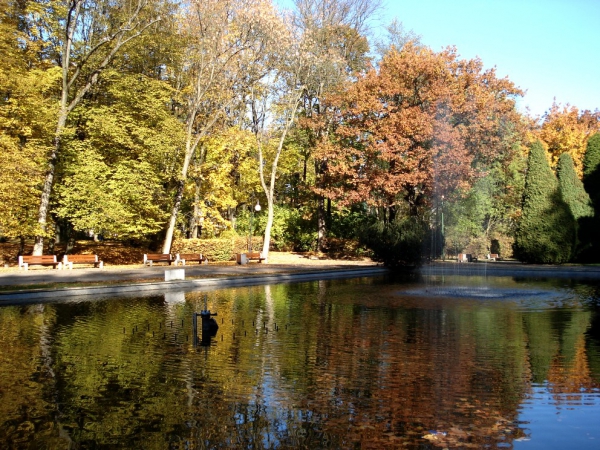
[172,237,262,262]
[323,237,372,259]
[359,217,425,267]
[172,238,233,262]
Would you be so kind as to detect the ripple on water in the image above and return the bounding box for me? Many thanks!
[402,286,557,299]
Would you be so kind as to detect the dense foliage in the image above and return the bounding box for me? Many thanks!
[359,217,426,267]
[583,133,600,205]
[513,141,575,263]
[1,0,599,266]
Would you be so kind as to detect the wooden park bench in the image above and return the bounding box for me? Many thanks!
[18,255,62,270]
[487,253,499,261]
[143,253,175,266]
[176,253,208,266]
[246,252,265,263]
[63,254,104,269]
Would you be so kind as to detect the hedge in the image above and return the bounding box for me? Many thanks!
[172,237,263,262]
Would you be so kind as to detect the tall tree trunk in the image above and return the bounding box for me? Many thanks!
[258,91,303,262]
[317,195,326,251]
[315,157,327,252]
[262,192,275,259]
[33,108,68,255]
[190,180,202,239]
[163,178,186,253]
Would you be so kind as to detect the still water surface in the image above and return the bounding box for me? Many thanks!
[0,273,599,449]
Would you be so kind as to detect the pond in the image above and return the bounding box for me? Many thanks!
[0,272,599,449]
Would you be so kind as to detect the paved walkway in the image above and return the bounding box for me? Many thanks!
[0,262,384,286]
[0,263,389,303]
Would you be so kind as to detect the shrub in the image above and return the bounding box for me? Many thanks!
[172,236,264,262]
[324,237,372,259]
[359,216,426,267]
[172,238,234,262]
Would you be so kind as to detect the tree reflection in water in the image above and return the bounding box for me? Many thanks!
[0,275,599,448]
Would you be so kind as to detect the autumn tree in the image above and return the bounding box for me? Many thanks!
[0,0,57,250]
[187,127,259,238]
[161,0,287,253]
[53,70,184,241]
[315,44,524,219]
[373,18,422,56]
[291,0,378,250]
[28,0,163,255]
[538,102,600,176]
[513,141,575,264]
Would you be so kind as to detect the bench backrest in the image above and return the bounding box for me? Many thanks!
[21,255,57,263]
[144,253,173,263]
[64,254,99,263]
[178,253,203,259]
[246,252,262,259]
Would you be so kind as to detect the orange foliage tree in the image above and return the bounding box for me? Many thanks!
[313,44,526,220]
[538,102,600,177]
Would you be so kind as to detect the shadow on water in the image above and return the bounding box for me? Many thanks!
[0,273,599,448]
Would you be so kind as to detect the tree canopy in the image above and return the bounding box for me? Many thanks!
[0,0,598,266]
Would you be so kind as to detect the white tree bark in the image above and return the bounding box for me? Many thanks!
[161,0,285,253]
[257,88,304,262]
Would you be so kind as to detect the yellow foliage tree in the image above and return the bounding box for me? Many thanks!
[0,0,58,242]
[538,102,600,177]
[189,127,259,237]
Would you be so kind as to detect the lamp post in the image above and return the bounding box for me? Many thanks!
[441,195,445,260]
[248,199,261,251]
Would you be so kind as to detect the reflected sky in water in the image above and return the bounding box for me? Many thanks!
[0,273,599,448]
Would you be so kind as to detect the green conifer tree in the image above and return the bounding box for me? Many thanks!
[557,152,594,220]
[583,133,600,205]
[513,141,575,263]
[583,133,600,202]
[579,133,600,261]
[557,152,593,259]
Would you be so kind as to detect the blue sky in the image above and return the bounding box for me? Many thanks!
[276,0,600,119]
